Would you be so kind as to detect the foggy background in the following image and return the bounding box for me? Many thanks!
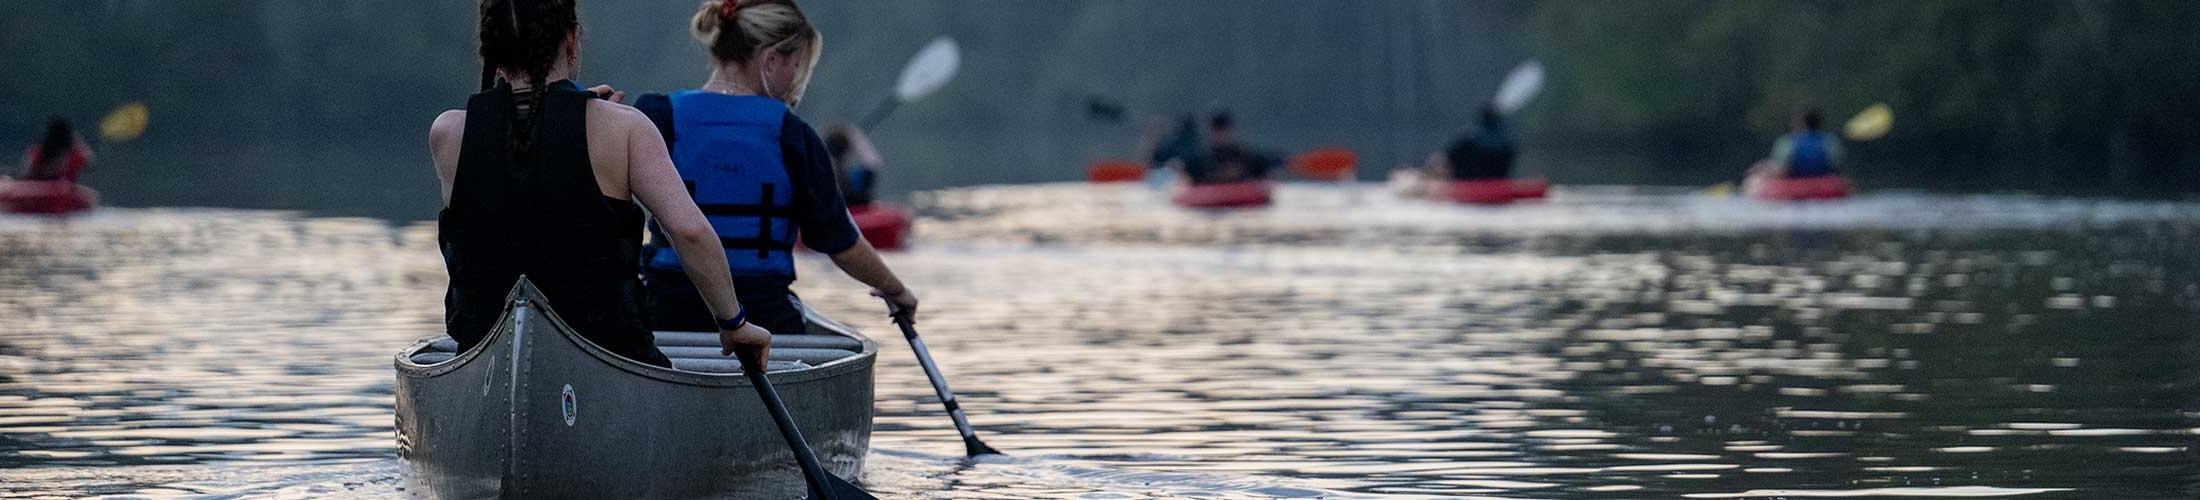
[4,1,2195,219]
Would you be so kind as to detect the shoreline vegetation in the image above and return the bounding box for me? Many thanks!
[2,1,2193,215]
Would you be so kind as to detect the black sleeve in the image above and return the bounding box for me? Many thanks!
[780,112,862,255]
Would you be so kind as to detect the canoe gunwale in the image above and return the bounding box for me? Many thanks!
[394,279,878,387]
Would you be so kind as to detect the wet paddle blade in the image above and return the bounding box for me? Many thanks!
[815,473,878,500]
[965,436,1004,457]
[894,37,961,101]
[1845,103,1894,141]
[1493,61,1545,115]
[99,102,149,142]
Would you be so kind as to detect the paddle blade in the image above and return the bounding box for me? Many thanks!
[1845,103,1894,141]
[966,436,1004,457]
[894,37,961,101]
[1087,159,1146,183]
[99,102,149,142]
[1290,148,1358,181]
[818,473,878,500]
[1085,96,1128,123]
[1493,61,1545,115]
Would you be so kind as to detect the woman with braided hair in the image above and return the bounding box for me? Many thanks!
[635,0,919,336]
[427,0,773,368]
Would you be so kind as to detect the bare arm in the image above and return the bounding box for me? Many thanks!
[620,110,743,322]
[615,107,772,357]
[429,110,467,205]
[830,240,918,318]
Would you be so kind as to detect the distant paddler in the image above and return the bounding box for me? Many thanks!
[1744,107,1844,190]
[1393,61,1551,204]
[1142,109,1281,186]
[633,0,920,337]
[2,118,101,214]
[824,125,884,207]
[1395,105,1518,195]
[427,0,771,369]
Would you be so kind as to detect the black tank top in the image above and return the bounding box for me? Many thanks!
[438,80,662,364]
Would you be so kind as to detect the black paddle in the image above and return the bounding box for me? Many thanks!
[1085,95,1130,124]
[738,348,878,500]
[885,302,1004,457]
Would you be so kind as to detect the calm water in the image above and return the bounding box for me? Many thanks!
[2,184,2197,499]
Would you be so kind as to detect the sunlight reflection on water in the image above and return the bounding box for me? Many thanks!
[3,185,2197,498]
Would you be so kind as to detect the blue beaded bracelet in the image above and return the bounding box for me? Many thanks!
[718,309,749,331]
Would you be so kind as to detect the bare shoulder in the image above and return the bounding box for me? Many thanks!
[429,110,467,183]
[585,99,651,129]
[430,109,467,147]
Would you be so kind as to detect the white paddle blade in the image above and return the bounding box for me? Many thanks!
[1493,60,1545,115]
[895,37,962,101]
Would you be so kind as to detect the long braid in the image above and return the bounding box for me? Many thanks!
[478,0,578,159]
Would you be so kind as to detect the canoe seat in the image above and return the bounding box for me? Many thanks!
[410,333,861,373]
[672,358,810,374]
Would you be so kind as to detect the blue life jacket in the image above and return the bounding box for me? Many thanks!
[642,91,798,277]
[1786,132,1834,178]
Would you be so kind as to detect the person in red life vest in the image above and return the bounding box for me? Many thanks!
[5,118,100,210]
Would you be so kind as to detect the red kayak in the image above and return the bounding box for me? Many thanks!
[850,201,914,250]
[1442,178,1549,205]
[1172,181,1273,209]
[1749,176,1851,201]
[0,180,96,215]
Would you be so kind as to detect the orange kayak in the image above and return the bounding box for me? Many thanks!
[1442,178,1549,205]
[1749,176,1851,201]
[1172,181,1273,209]
[0,180,96,215]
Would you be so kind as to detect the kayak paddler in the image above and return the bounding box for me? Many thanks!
[1746,107,1844,189]
[429,0,773,368]
[634,0,920,336]
[1143,109,1279,185]
[823,124,883,207]
[1393,105,1517,198]
[7,118,102,209]
[17,118,93,183]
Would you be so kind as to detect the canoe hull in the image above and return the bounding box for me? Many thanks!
[396,279,875,499]
[1172,181,1274,209]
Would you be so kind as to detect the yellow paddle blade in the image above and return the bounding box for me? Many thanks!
[1844,103,1892,141]
[100,102,149,142]
[1704,182,1736,197]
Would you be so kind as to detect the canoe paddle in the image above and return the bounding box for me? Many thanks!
[737,348,878,500]
[884,301,1004,457]
[858,36,961,130]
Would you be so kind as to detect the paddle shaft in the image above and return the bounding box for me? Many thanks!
[857,96,900,130]
[891,316,1002,456]
[740,361,871,500]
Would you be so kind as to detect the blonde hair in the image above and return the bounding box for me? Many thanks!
[693,0,823,91]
